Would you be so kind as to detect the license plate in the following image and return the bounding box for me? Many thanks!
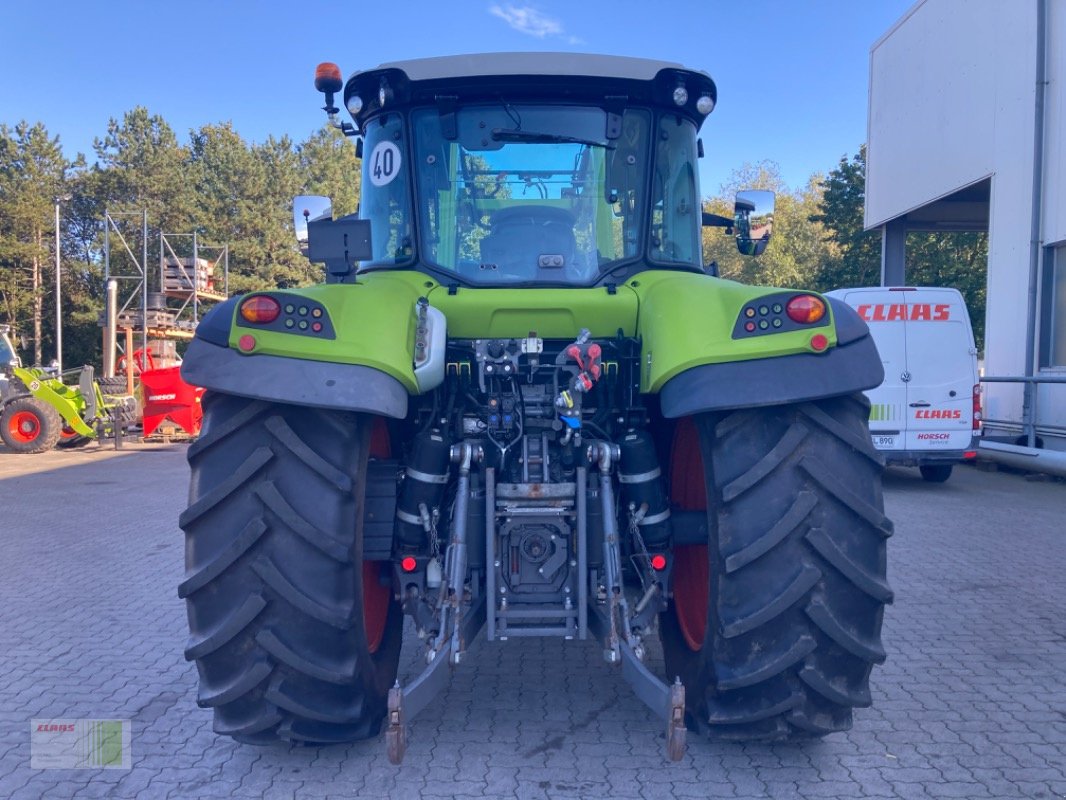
[873,435,896,449]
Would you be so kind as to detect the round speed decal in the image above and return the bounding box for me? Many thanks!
[369,141,401,187]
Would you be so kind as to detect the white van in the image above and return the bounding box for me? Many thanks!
[826,286,981,482]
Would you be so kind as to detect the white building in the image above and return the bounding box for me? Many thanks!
[866,0,1065,449]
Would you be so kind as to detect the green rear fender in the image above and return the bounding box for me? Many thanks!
[184,272,433,418]
[629,271,838,392]
[627,271,883,416]
[225,273,429,391]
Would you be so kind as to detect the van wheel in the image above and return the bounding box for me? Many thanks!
[919,464,952,483]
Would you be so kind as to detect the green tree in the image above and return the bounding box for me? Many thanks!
[256,135,316,289]
[808,146,882,290]
[813,145,988,346]
[93,107,195,234]
[299,127,361,218]
[0,122,73,365]
[702,161,835,289]
[187,122,275,293]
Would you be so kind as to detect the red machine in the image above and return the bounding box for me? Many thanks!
[139,367,204,437]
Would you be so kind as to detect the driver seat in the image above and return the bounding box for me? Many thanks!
[479,206,577,279]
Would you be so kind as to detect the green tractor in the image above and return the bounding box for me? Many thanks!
[0,325,137,453]
[179,54,892,761]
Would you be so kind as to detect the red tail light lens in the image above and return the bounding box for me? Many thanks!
[650,554,667,571]
[400,556,418,573]
[785,294,826,324]
[972,384,982,432]
[239,295,281,324]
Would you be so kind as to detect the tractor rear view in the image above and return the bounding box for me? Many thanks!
[179,54,892,761]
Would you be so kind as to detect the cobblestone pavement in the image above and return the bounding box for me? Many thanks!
[1,442,1064,799]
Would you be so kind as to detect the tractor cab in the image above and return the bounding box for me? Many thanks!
[0,326,19,400]
[302,54,770,285]
[0,325,20,372]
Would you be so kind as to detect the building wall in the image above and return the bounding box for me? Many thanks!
[1039,0,1066,429]
[867,0,1066,440]
[865,0,1027,230]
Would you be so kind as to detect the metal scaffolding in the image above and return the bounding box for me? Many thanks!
[101,212,229,375]
[102,210,148,378]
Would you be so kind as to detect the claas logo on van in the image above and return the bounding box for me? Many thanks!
[914,409,962,419]
[856,303,950,322]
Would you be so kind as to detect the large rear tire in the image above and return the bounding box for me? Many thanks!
[662,394,893,740]
[1,397,62,453]
[179,391,402,745]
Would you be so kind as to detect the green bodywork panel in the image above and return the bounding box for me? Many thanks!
[428,285,639,339]
[11,367,96,437]
[228,273,429,393]
[624,271,835,392]
[224,268,835,396]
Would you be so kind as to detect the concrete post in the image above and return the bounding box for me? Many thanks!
[880,218,907,286]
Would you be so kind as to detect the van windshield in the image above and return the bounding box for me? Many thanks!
[411,105,650,285]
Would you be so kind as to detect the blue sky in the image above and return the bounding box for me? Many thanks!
[0,0,913,197]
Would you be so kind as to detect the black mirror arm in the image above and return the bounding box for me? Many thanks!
[702,212,733,228]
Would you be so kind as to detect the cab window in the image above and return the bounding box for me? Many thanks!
[359,113,415,266]
[649,115,701,266]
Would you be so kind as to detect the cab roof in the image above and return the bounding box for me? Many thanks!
[342,52,717,129]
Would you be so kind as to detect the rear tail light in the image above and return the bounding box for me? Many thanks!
[972,384,982,432]
[786,294,826,324]
[650,554,667,571]
[400,556,418,573]
[239,295,281,324]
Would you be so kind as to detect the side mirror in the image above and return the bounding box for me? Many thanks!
[734,189,775,256]
[294,194,373,279]
[294,195,332,255]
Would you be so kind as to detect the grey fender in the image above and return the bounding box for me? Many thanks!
[182,306,408,417]
[660,297,884,418]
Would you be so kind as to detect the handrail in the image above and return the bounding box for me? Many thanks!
[979,374,1066,447]
[980,375,1066,384]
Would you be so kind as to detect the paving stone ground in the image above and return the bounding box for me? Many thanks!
[0,442,1064,799]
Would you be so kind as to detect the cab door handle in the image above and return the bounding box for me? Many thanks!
[909,402,931,408]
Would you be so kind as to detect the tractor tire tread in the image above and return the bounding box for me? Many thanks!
[663,393,892,742]
[181,392,402,746]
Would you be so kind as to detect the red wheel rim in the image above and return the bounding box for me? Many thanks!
[59,426,79,441]
[8,411,42,444]
[369,416,391,459]
[669,417,709,651]
[363,561,391,653]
